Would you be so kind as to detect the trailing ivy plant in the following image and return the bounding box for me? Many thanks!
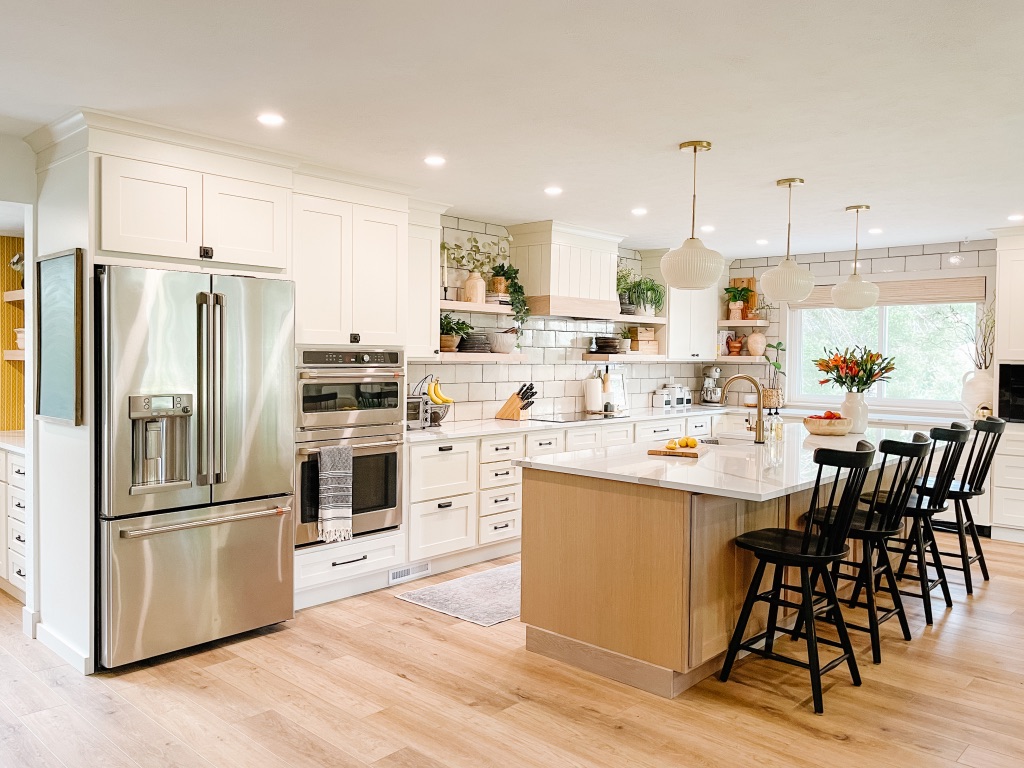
[490,261,530,335]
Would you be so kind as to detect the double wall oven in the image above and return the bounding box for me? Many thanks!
[295,347,405,547]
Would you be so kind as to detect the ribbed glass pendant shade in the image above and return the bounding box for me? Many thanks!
[761,257,814,303]
[831,272,880,310]
[661,237,725,290]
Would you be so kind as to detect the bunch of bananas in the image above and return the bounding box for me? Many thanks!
[427,379,454,405]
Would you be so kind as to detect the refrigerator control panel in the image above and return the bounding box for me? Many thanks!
[128,394,194,419]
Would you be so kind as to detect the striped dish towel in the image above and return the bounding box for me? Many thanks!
[318,445,353,543]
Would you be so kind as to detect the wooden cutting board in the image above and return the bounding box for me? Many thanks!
[647,444,711,459]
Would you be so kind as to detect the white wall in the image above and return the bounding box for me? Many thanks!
[0,134,36,204]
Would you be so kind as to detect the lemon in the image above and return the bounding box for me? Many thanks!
[665,439,678,450]
[687,437,698,449]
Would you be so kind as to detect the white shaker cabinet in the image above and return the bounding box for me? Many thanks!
[666,285,719,361]
[350,205,407,346]
[201,175,289,269]
[406,223,441,358]
[996,250,1024,360]
[293,195,353,345]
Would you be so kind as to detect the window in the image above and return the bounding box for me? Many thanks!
[790,302,979,407]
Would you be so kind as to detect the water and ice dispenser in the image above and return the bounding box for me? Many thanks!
[128,394,193,495]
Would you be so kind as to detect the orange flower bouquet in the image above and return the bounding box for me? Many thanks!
[813,346,896,393]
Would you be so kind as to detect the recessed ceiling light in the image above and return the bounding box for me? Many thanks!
[631,207,647,216]
[700,225,715,233]
[544,186,563,196]
[424,155,446,167]
[868,228,883,234]
[756,239,769,246]
[1009,214,1024,221]
[257,113,284,127]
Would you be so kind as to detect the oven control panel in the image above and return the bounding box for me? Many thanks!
[298,347,403,367]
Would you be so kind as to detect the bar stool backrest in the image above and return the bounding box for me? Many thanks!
[804,440,876,557]
[861,432,931,533]
[958,416,1006,495]
[917,422,971,511]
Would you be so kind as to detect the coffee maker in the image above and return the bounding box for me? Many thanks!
[701,366,723,405]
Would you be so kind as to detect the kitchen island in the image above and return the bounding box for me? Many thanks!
[513,423,918,697]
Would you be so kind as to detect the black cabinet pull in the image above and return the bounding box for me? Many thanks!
[14,535,25,543]
[539,441,553,446]
[14,503,24,509]
[494,497,510,504]
[495,446,510,451]
[494,471,510,477]
[438,445,453,452]
[437,501,453,509]
[15,569,25,578]
[14,469,24,476]
[653,428,670,434]
[493,523,510,531]
[332,555,368,567]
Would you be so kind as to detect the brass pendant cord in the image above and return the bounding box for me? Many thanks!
[690,147,697,239]
[853,208,860,275]
[785,182,793,261]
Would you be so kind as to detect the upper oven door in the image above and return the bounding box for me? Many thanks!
[297,371,405,429]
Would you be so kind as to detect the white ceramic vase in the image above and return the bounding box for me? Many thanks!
[463,271,486,304]
[960,368,994,418]
[746,330,767,357]
[635,304,654,317]
[843,391,869,434]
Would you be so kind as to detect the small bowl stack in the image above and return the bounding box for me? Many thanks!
[594,336,622,354]
[458,333,492,353]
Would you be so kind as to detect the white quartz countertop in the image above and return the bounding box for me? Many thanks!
[0,430,25,454]
[514,422,924,502]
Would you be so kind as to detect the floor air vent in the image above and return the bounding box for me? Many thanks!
[389,562,430,586]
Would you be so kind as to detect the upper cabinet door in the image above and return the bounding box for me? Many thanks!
[351,205,408,346]
[292,195,353,345]
[100,156,203,260]
[202,175,289,269]
[406,223,441,359]
[689,285,721,360]
[997,251,1024,361]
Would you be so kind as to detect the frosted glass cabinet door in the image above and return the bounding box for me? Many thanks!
[202,175,289,269]
[292,195,353,344]
[351,205,408,346]
[100,156,203,260]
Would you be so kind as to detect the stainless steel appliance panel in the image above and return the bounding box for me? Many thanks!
[297,372,405,429]
[99,498,294,668]
[212,275,295,504]
[100,267,211,518]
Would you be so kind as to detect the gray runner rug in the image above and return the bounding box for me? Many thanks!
[396,562,521,626]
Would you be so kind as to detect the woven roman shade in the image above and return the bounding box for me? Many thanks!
[791,276,986,309]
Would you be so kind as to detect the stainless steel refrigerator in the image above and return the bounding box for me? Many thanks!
[97,265,295,668]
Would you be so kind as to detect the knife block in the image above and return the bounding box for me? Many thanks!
[495,393,526,421]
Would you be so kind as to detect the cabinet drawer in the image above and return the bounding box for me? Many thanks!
[526,430,566,456]
[7,454,25,490]
[479,485,522,517]
[480,435,525,463]
[8,518,25,557]
[994,455,1024,491]
[409,440,478,502]
[601,423,634,447]
[565,427,601,452]
[478,509,521,545]
[409,493,477,560]
[7,487,25,523]
[295,533,406,591]
[8,487,25,524]
[479,460,521,490]
[635,421,684,443]
[8,551,25,591]
[998,426,1024,458]
[686,417,712,437]
[993,486,1024,529]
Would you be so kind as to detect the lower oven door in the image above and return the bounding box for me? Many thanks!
[295,437,403,547]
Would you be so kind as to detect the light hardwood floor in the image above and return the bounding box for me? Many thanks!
[1,534,1023,767]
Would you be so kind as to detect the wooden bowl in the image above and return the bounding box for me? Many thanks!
[803,417,852,436]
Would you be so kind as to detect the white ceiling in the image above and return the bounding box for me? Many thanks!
[1,0,1022,256]
[0,202,25,236]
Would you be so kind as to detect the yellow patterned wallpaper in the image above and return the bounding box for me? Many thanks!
[0,237,24,430]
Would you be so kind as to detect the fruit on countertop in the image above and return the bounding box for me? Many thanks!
[665,439,678,450]
[664,436,699,450]
[427,380,455,405]
[808,411,843,420]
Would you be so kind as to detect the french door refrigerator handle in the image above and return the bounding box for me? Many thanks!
[196,292,215,486]
[213,292,227,484]
[119,506,291,538]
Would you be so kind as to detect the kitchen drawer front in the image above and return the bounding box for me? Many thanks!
[7,487,26,524]
[635,420,684,443]
[686,417,712,437]
[295,533,406,591]
[479,484,522,517]
[7,454,25,490]
[994,455,1024,491]
[526,430,566,456]
[601,423,634,447]
[9,550,26,591]
[408,493,477,560]
[409,440,478,502]
[8,517,25,556]
[565,427,601,452]
[479,435,525,463]
[478,509,521,545]
[479,460,521,490]
[997,426,1024,458]
[993,486,1024,529]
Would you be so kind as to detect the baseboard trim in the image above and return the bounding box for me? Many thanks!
[22,607,39,638]
[36,623,93,674]
[933,520,992,538]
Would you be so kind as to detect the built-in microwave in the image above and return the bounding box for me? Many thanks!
[998,364,1024,423]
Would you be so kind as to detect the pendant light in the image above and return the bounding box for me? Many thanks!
[831,205,880,310]
[660,140,725,290]
[760,178,814,303]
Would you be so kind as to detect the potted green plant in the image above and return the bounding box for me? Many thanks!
[617,267,637,314]
[724,286,752,320]
[618,327,633,353]
[439,313,473,353]
[626,275,666,316]
[763,341,786,408]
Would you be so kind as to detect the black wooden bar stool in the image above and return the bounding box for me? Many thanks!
[811,433,931,664]
[917,417,1004,594]
[719,441,875,714]
[887,424,971,625]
